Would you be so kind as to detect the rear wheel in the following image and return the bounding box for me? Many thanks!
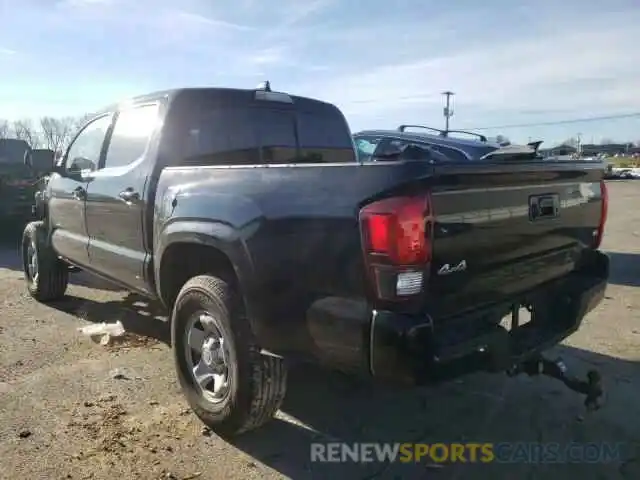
[22,221,68,302]
[171,275,288,437]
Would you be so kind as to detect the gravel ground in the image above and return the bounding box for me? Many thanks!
[0,181,639,480]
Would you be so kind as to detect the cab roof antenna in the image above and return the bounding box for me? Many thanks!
[257,80,271,92]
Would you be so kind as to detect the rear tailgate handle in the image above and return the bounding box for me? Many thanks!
[529,194,559,220]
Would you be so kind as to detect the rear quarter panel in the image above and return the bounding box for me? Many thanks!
[154,161,433,362]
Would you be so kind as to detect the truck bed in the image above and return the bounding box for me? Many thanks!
[155,158,606,364]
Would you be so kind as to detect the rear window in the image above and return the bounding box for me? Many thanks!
[182,107,355,166]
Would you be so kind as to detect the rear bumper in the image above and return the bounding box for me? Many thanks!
[305,249,608,385]
[368,249,609,385]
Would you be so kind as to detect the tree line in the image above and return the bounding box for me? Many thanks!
[560,136,640,148]
[0,116,90,156]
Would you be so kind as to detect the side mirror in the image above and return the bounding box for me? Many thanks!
[63,156,96,180]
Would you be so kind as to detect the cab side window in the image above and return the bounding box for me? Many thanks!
[65,114,113,173]
[103,104,159,169]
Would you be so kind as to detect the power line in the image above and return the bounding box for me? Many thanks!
[463,112,640,131]
[349,92,442,105]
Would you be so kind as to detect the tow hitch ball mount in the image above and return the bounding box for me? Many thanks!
[507,356,604,411]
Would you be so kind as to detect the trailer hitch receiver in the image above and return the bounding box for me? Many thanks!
[507,355,604,411]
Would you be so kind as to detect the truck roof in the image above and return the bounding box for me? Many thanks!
[93,87,340,117]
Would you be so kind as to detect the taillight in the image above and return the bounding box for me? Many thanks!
[592,180,608,249]
[359,193,433,301]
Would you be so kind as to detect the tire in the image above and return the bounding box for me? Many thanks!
[171,275,288,437]
[22,221,69,302]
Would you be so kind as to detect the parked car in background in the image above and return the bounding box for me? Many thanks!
[603,163,638,180]
[0,139,54,222]
[353,125,546,163]
[603,163,615,179]
[613,169,636,179]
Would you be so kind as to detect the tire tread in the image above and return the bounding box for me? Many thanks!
[173,274,287,436]
[22,221,68,302]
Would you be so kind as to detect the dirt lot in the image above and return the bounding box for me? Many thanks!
[1,181,639,480]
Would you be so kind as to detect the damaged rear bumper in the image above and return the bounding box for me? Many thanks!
[368,249,609,385]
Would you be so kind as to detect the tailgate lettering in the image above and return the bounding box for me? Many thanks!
[437,260,467,275]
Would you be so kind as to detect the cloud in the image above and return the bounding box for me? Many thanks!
[257,0,337,41]
[62,0,112,5]
[3,0,639,143]
[56,0,114,8]
[168,10,254,31]
[0,47,17,56]
[290,10,640,132]
[278,0,336,27]
[50,0,251,32]
[245,47,288,66]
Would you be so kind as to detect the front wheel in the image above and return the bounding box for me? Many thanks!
[171,275,288,437]
[22,221,69,302]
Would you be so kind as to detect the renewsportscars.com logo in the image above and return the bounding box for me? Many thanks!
[310,442,625,464]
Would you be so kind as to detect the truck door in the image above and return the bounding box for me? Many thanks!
[84,103,160,294]
[49,114,114,268]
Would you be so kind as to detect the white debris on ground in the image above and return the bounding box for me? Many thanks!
[77,321,161,349]
[78,321,126,345]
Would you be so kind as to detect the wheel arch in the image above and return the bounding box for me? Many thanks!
[155,221,259,324]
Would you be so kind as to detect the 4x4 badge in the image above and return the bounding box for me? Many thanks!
[437,260,467,275]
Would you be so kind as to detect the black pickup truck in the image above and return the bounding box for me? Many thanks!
[0,140,54,221]
[22,84,609,437]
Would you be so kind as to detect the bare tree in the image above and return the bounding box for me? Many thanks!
[11,119,41,148]
[76,113,93,126]
[0,119,9,139]
[40,116,77,153]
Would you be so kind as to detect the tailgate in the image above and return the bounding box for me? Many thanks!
[426,161,605,318]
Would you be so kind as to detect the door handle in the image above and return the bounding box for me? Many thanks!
[72,186,86,200]
[119,188,140,203]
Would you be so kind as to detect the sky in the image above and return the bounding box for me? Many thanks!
[1,0,639,146]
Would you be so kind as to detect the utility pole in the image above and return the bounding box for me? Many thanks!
[442,91,454,133]
[576,132,582,157]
